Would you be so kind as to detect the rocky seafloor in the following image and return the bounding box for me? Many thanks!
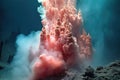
[46,60,120,80]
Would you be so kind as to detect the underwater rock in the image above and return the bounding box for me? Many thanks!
[45,60,120,80]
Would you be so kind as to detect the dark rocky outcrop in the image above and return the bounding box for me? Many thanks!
[46,60,120,80]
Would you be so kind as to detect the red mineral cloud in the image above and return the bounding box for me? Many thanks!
[32,0,92,79]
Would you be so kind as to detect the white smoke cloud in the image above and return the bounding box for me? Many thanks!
[0,31,40,80]
[38,0,42,3]
[37,6,46,19]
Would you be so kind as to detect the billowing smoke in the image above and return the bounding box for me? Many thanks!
[0,0,92,80]
[32,0,92,79]
[1,0,120,80]
[0,31,40,80]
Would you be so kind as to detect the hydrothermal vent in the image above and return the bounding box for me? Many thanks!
[32,0,92,79]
